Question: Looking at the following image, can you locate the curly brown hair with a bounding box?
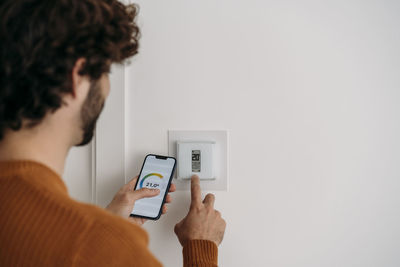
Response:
[0,0,140,140]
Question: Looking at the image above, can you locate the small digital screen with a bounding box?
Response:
[192,150,201,172]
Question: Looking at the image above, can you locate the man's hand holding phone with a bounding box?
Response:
[106,171,227,247]
[174,175,226,246]
[106,176,176,225]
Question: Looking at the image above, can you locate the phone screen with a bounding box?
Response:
[130,155,176,219]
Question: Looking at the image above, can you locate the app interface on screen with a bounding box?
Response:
[131,156,175,218]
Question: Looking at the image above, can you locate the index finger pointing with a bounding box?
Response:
[190,175,202,206]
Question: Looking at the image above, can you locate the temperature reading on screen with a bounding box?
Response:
[145,182,160,188]
[192,150,201,172]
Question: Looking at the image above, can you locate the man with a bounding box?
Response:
[0,0,226,266]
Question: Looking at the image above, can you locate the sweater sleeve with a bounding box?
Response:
[182,240,218,267]
[73,220,162,267]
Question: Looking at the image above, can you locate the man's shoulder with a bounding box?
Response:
[28,177,151,246]
[0,174,158,266]
[1,172,148,240]
[74,199,150,245]
[63,196,162,266]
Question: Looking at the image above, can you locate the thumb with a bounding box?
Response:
[131,187,160,201]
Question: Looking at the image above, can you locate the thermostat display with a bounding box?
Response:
[192,150,201,172]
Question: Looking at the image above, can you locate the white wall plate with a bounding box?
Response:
[168,130,228,191]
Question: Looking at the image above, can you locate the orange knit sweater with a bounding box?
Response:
[0,161,218,266]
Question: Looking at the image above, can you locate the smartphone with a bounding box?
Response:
[130,154,176,220]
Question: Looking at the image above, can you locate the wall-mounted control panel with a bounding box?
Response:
[168,130,228,191]
[177,141,216,180]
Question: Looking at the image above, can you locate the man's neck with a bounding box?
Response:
[0,126,73,176]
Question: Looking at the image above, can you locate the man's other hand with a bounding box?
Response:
[174,175,226,246]
[106,176,176,225]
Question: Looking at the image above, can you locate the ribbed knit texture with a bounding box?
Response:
[0,160,218,266]
[183,240,218,267]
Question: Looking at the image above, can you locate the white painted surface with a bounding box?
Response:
[95,64,127,207]
[125,1,400,266]
[64,145,93,203]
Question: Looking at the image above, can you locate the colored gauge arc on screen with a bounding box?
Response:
[139,173,163,189]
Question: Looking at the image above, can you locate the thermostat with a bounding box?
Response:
[177,141,215,180]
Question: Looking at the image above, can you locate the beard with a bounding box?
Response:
[75,80,105,147]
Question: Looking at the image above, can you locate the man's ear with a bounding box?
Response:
[71,58,90,100]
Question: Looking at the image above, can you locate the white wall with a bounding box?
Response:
[125,1,400,266]
[64,146,93,203]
